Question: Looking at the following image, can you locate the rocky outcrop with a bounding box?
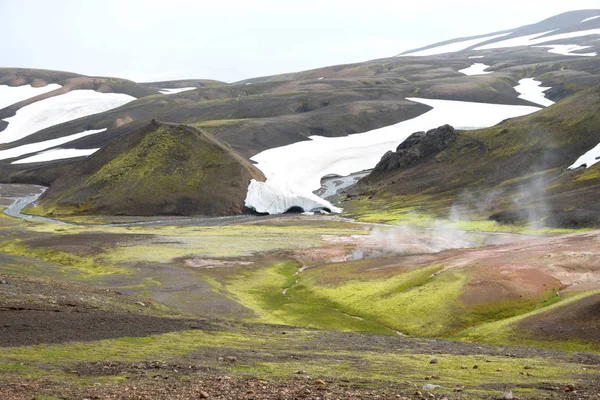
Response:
[371,124,457,174]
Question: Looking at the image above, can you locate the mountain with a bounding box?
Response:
[0,10,599,220]
[31,121,265,217]
[400,9,600,57]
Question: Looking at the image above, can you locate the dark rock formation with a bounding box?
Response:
[371,124,457,174]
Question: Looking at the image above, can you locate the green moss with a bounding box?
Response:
[0,240,128,278]
[305,266,468,336]
[32,396,63,400]
[225,261,393,333]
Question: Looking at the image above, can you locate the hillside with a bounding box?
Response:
[31,121,265,217]
[347,85,600,228]
[0,10,599,192]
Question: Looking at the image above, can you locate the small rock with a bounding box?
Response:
[460,365,468,369]
[523,365,532,369]
[199,390,209,398]
[136,301,146,307]
[501,390,514,400]
[246,389,255,394]
[0,279,7,284]
[526,372,533,377]
[473,364,479,369]
[430,375,440,379]
[422,384,440,391]
[315,379,325,385]
[453,387,463,392]
[225,356,237,363]
[429,358,439,364]
[497,368,503,372]
[414,391,423,398]
[563,384,577,392]
[295,370,305,374]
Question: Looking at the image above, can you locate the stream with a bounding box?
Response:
[0,184,282,227]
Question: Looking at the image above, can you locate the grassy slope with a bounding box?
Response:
[29,121,265,217]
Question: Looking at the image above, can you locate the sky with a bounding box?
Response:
[1,0,599,83]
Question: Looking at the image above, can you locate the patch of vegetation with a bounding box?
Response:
[303,265,468,336]
[0,240,128,278]
[225,261,393,333]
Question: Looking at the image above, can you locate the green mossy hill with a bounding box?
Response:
[35,121,265,217]
[349,85,600,228]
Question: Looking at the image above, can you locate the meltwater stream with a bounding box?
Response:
[0,184,278,228]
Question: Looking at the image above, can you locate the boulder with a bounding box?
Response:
[371,124,457,174]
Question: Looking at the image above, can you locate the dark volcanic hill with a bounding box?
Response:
[0,10,599,221]
[34,121,265,217]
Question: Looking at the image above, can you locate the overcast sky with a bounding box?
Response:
[1,0,598,83]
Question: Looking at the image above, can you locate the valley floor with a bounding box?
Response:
[1,185,599,399]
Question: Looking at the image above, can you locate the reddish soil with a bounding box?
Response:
[460,265,562,307]
[348,231,600,293]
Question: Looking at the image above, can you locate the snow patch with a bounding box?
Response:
[475,29,600,51]
[0,129,106,161]
[318,77,325,80]
[514,78,554,107]
[158,87,197,94]
[0,90,135,144]
[458,63,492,76]
[568,142,600,169]
[245,180,341,215]
[581,16,600,23]
[0,83,61,110]
[399,32,510,57]
[533,44,596,57]
[12,148,99,164]
[245,98,541,215]
[468,55,484,59]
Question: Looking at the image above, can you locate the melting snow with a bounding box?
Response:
[581,16,600,23]
[158,87,197,94]
[0,83,61,110]
[318,77,325,80]
[475,28,600,51]
[514,78,554,107]
[399,33,510,57]
[533,44,597,57]
[468,56,484,59]
[568,143,600,169]
[0,90,135,144]
[245,98,541,214]
[12,148,99,164]
[458,63,492,76]
[0,129,106,161]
